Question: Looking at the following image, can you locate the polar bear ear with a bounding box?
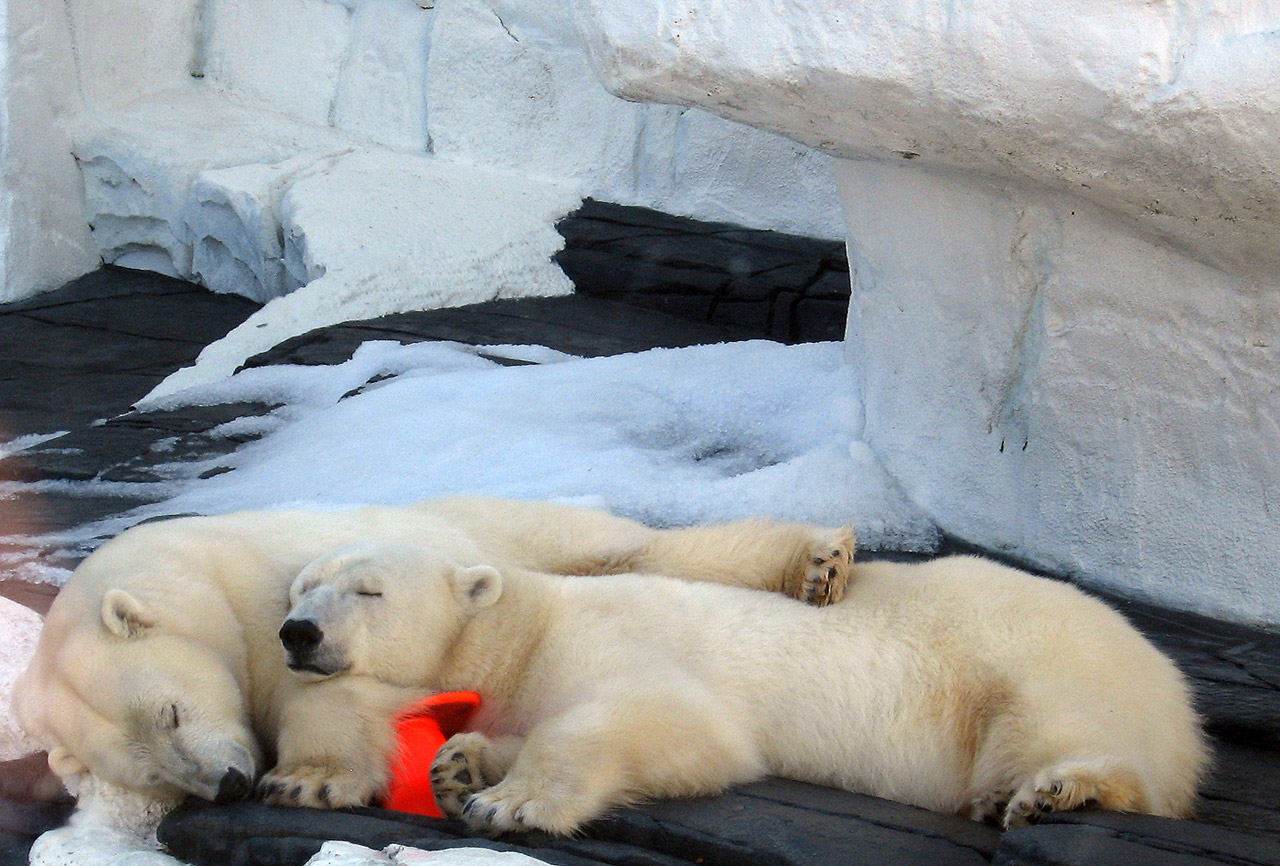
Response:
[452,565,502,612]
[101,588,157,638]
[48,746,87,779]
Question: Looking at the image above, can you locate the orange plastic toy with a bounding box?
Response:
[382,690,481,817]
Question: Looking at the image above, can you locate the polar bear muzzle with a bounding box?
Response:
[279,616,347,677]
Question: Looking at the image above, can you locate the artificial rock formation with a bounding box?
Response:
[571,0,1280,624]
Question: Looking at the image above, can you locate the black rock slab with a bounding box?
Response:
[159,801,639,866]
[588,778,999,866]
[555,199,850,344]
[1109,597,1280,749]
[1195,738,1280,839]
[159,779,998,866]
[993,811,1280,866]
[0,265,260,439]
[240,295,761,370]
[0,797,73,866]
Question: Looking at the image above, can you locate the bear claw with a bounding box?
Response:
[792,529,853,606]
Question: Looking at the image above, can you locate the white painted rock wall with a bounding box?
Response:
[838,162,1279,625]
[573,0,1280,281]
[571,1,1280,625]
[427,0,842,239]
[0,0,97,301]
[0,0,844,308]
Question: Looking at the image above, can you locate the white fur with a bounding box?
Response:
[289,545,1208,834]
[12,496,848,805]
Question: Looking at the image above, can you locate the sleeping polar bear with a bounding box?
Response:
[13,497,852,806]
[280,542,1208,834]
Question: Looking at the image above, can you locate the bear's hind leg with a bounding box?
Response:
[784,526,855,606]
[601,520,855,606]
[1002,757,1149,829]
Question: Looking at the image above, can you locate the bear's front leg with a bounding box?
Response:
[259,677,423,809]
[457,695,762,836]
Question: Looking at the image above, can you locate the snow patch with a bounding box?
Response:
[124,340,937,549]
[306,841,552,865]
[0,431,68,460]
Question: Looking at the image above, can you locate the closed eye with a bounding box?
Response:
[356,590,382,598]
[164,703,180,730]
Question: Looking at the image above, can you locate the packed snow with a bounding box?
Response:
[127,339,937,547]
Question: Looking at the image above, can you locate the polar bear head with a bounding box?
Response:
[12,588,261,803]
[280,543,501,688]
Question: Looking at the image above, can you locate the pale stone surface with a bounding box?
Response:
[427,0,844,238]
[73,87,358,279]
[0,597,42,760]
[568,0,1280,624]
[0,0,98,301]
[330,0,434,151]
[573,0,1280,280]
[69,0,201,110]
[143,148,579,402]
[837,160,1279,625]
[201,0,352,128]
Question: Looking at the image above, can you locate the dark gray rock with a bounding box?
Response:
[0,797,73,866]
[0,266,259,437]
[158,778,997,866]
[1111,597,1280,748]
[993,811,1280,866]
[160,801,633,866]
[240,295,759,370]
[554,199,851,344]
[590,778,998,866]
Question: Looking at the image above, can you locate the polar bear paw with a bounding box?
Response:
[257,762,380,809]
[1001,759,1141,829]
[966,790,1011,825]
[460,781,570,836]
[430,734,493,820]
[792,528,854,606]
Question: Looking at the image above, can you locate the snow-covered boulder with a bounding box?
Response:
[571,1,1280,624]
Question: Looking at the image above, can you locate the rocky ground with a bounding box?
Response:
[0,203,1276,865]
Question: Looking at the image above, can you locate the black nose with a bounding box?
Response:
[279,618,323,654]
[214,767,252,804]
